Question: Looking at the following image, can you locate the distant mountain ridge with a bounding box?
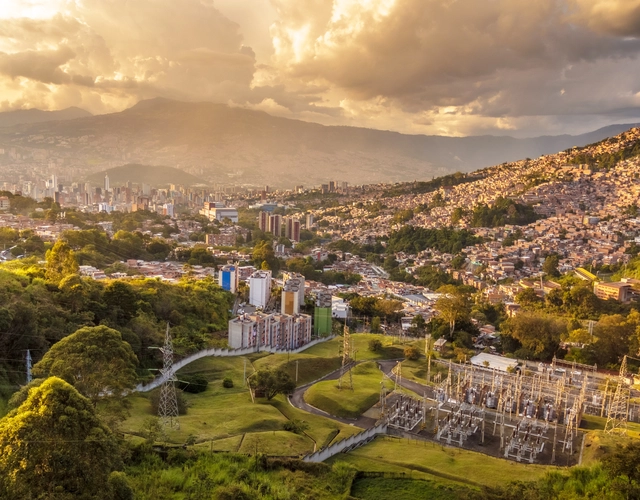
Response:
[0,107,92,128]
[0,98,638,187]
[87,164,206,187]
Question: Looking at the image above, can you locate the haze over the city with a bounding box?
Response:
[1,0,640,138]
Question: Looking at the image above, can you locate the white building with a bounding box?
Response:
[104,174,110,192]
[470,353,518,373]
[332,296,350,319]
[199,202,239,223]
[249,270,272,308]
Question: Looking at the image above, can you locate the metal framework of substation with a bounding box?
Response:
[379,356,637,464]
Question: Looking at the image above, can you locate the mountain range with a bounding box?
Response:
[0,107,92,128]
[0,98,637,187]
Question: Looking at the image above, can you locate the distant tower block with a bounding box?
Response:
[158,323,180,429]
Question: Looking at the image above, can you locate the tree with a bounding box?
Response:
[515,287,542,308]
[0,377,122,499]
[248,369,295,400]
[32,325,138,406]
[45,240,79,283]
[434,285,471,339]
[404,346,420,360]
[368,339,383,352]
[370,316,381,333]
[542,253,560,277]
[586,314,634,366]
[501,312,567,360]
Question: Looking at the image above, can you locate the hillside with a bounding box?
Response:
[0,107,91,128]
[0,98,638,187]
[87,163,206,187]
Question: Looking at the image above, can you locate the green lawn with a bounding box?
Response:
[331,436,553,488]
[579,415,640,465]
[193,435,244,452]
[121,389,290,445]
[238,430,313,456]
[304,361,393,418]
[395,358,449,386]
[351,477,471,500]
[253,353,342,386]
[302,334,410,361]
[269,395,361,447]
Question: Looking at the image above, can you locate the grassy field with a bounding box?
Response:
[579,414,640,465]
[253,353,342,386]
[269,395,361,447]
[303,333,410,361]
[351,477,471,500]
[331,436,553,488]
[395,358,450,386]
[121,352,361,455]
[304,361,393,418]
[238,430,313,456]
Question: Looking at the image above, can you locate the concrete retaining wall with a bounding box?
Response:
[302,422,388,463]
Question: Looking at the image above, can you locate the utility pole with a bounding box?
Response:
[158,323,180,429]
[243,358,247,387]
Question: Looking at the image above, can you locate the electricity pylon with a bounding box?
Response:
[158,323,180,429]
[338,324,353,390]
[605,355,628,434]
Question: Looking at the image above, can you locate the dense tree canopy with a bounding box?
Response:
[32,326,138,405]
[0,377,122,499]
[470,197,540,228]
[386,226,481,255]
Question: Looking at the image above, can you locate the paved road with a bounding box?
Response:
[288,362,380,429]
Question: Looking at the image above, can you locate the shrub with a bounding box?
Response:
[176,374,208,393]
[368,339,383,352]
[222,377,234,388]
[404,346,420,361]
[282,419,309,434]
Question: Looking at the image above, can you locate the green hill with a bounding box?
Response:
[87,163,206,188]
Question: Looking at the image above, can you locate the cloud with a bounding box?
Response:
[0,0,639,136]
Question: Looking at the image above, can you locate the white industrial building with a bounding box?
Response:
[249,270,272,308]
[470,353,518,373]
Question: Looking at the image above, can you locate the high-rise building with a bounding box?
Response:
[249,270,272,308]
[269,214,282,237]
[291,220,300,243]
[258,211,270,231]
[306,213,314,228]
[104,174,110,192]
[218,264,238,293]
[281,272,305,315]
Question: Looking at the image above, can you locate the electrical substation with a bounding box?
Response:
[377,355,638,466]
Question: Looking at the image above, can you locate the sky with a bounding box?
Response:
[0,0,639,137]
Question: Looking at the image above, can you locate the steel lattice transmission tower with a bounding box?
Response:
[159,323,180,429]
[338,324,353,390]
[605,355,628,434]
